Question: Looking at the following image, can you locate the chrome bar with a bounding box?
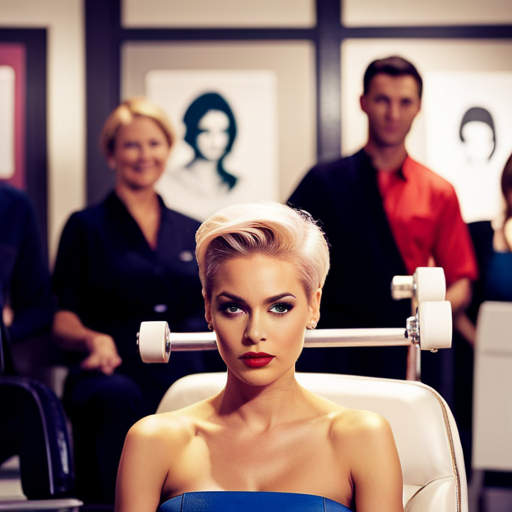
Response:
[168,328,409,351]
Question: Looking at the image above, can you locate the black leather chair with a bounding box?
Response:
[0,318,82,510]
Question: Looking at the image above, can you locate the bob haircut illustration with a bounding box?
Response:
[183,92,238,190]
[459,106,497,160]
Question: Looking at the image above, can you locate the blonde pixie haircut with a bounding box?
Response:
[196,202,330,299]
[99,97,175,158]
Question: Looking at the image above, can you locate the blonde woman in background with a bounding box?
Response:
[52,98,220,505]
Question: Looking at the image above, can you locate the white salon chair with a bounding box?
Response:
[472,301,512,509]
[157,371,468,512]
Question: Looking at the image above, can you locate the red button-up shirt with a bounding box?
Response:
[377,156,478,285]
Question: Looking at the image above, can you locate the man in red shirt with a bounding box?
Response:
[289,56,477,383]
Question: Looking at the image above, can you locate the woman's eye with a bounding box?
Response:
[220,303,244,315]
[269,303,292,314]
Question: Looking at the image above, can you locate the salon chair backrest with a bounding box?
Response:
[157,372,467,512]
[473,300,512,472]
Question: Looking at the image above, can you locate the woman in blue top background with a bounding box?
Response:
[453,152,512,482]
[115,202,403,512]
[459,152,512,346]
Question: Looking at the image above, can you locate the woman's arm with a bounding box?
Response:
[52,212,121,374]
[454,311,477,347]
[52,310,121,374]
[345,411,403,512]
[115,417,173,512]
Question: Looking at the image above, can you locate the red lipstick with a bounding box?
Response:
[240,352,274,368]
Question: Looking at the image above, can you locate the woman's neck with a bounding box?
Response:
[115,184,161,249]
[217,371,308,432]
[115,182,158,206]
[494,218,512,252]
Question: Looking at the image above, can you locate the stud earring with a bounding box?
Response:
[207,323,213,331]
[306,321,317,330]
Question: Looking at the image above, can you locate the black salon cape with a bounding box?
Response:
[52,192,217,409]
[289,150,413,380]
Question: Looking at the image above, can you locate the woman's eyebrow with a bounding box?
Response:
[216,292,247,304]
[216,292,296,304]
[265,293,296,304]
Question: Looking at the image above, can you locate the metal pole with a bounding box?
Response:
[406,300,421,382]
[168,327,410,351]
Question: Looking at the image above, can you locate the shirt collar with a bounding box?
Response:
[360,149,411,181]
[400,155,412,181]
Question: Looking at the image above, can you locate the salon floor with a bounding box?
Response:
[0,457,23,500]
[0,456,85,511]
[469,486,512,512]
[1,459,512,512]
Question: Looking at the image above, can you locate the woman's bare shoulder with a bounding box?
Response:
[324,406,403,511]
[301,388,394,447]
[327,405,394,451]
[302,387,384,423]
[116,399,219,512]
[300,387,392,441]
[126,398,216,447]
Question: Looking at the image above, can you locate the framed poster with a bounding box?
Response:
[121,41,316,212]
[147,69,278,221]
[424,71,512,222]
[0,30,47,254]
[0,43,25,189]
[341,39,512,223]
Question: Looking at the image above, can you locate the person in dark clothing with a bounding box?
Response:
[0,184,68,499]
[52,97,222,505]
[0,184,54,347]
[288,56,477,385]
[455,152,512,481]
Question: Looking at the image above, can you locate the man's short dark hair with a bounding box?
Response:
[363,56,423,99]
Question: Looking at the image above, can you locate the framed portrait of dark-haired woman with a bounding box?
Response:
[147,69,278,221]
[121,40,317,222]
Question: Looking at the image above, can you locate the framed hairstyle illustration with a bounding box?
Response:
[121,41,317,216]
[341,38,512,224]
[147,69,278,221]
[424,71,512,223]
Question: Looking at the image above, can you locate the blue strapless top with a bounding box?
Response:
[485,251,512,302]
[158,491,352,512]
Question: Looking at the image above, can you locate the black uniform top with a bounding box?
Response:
[289,149,410,329]
[288,150,410,378]
[53,192,212,401]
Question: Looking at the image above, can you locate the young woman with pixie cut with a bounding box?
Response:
[116,202,403,512]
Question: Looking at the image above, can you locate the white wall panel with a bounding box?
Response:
[122,0,315,28]
[342,0,512,26]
